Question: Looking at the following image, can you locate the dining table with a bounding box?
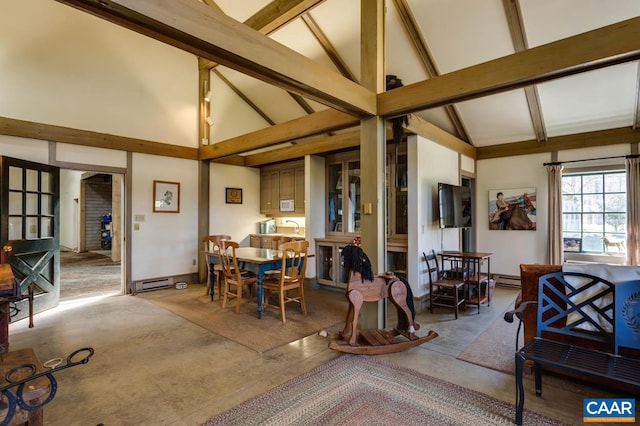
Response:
[204,246,304,319]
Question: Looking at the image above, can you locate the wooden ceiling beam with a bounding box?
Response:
[378,16,640,118]
[246,0,325,35]
[0,116,198,160]
[503,0,547,142]
[405,115,476,159]
[476,127,640,160]
[56,0,375,117]
[199,109,359,160]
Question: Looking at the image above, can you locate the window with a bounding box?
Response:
[562,171,626,254]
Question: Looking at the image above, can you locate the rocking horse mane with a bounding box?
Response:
[342,244,374,282]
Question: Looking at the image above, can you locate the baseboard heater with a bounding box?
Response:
[493,274,521,288]
[134,277,174,292]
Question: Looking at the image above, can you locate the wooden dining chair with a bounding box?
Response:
[220,241,257,314]
[263,235,295,278]
[424,250,466,319]
[262,240,309,323]
[203,235,231,301]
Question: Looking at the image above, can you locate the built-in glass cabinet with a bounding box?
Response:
[326,155,360,236]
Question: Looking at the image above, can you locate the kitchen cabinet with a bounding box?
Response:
[260,161,304,216]
[315,239,350,288]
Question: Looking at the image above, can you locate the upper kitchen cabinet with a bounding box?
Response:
[260,160,305,217]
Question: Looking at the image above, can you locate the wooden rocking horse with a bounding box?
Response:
[325,241,438,355]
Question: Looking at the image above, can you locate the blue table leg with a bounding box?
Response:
[257,265,265,319]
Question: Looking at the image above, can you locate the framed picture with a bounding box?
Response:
[153,180,180,213]
[563,237,582,252]
[488,187,537,231]
[226,187,243,204]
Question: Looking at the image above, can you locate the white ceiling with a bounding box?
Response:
[208,0,640,149]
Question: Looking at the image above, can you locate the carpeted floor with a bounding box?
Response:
[141,283,348,353]
[205,354,568,426]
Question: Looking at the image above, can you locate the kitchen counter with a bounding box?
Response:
[249,233,306,249]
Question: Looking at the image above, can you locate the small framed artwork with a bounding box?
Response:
[563,237,582,252]
[226,187,243,204]
[153,180,180,213]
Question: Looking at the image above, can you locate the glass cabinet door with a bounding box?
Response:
[394,154,408,235]
[327,163,343,233]
[346,161,360,234]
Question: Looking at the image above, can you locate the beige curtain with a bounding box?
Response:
[547,164,564,264]
[626,157,640,265]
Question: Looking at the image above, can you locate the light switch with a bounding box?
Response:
[363,203,372,215]
[134,214,145,222]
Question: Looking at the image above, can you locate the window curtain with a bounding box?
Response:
[626,157,640,265]
[547,164,564,264]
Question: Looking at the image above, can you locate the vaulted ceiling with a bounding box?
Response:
[56,0,640,166]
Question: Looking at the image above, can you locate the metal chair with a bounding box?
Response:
[424,250,466,319]
[262,240,309,323]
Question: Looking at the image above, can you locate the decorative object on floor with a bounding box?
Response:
[143,284,346,353]
[0,347,94,425]
[225,187,242,204]
[152,180,180,213]
[204,354,567,426]
[325,243,438,354]
[488,188,536,230]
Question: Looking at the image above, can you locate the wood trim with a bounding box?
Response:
[476,127,640,160]
[57,0,375,116]
[0,116,198,160]
[378,16,640,118]
[199,109,359,160]
[244,0,325,35]
[405,115,476,159]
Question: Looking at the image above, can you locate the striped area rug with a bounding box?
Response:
[205,355,567,426]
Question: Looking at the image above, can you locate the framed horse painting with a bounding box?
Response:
[488,188,536,230]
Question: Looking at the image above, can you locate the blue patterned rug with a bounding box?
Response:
[205,354,567,426]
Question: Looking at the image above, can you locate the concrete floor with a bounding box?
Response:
[7,283,621,425]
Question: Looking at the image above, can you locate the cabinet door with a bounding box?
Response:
[260,171,279,214]
[250,236,261,248]
[294,166,305,214]
[260,236,273,249]
[279,169,295,201]
[316,242,335,285]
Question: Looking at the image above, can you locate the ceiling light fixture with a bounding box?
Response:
[206,116,214,126]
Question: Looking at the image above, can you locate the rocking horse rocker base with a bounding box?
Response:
[324,244,438,355]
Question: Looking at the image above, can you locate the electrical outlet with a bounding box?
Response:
[134,223,140,231]
[192,258,196,266]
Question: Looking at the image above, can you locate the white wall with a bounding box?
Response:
[408,135,461,297]
[209,163,263,247]
[305,155,326,278]
[0,0,198,147]
[132,154,199,281]
[59,170,83,250]
[475,143,632,276]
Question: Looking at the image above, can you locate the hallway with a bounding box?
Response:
[7,283,617,425]
[60,249,121,300]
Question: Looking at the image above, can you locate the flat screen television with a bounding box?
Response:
[438,183,472,228]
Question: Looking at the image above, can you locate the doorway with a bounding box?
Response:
[59,170,123,300]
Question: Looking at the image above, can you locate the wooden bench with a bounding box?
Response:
[504,272,640,425]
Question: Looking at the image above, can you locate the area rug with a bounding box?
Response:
[144,285,347,353]
[457,303,521,375]
[204,354,567,426]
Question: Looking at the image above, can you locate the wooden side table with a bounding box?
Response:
[0,348,50,425]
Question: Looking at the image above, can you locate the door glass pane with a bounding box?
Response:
[26,169,39,191]
[327,164,342,232]
[9,166,22,190]
[41,171,52,193]
[347,161,360,233]
[26,217,38,239]
[41,194,52,215]
[9,192,22,215]
[26,193,38,215]
[9,218,22,240]
[41,217,52,238]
